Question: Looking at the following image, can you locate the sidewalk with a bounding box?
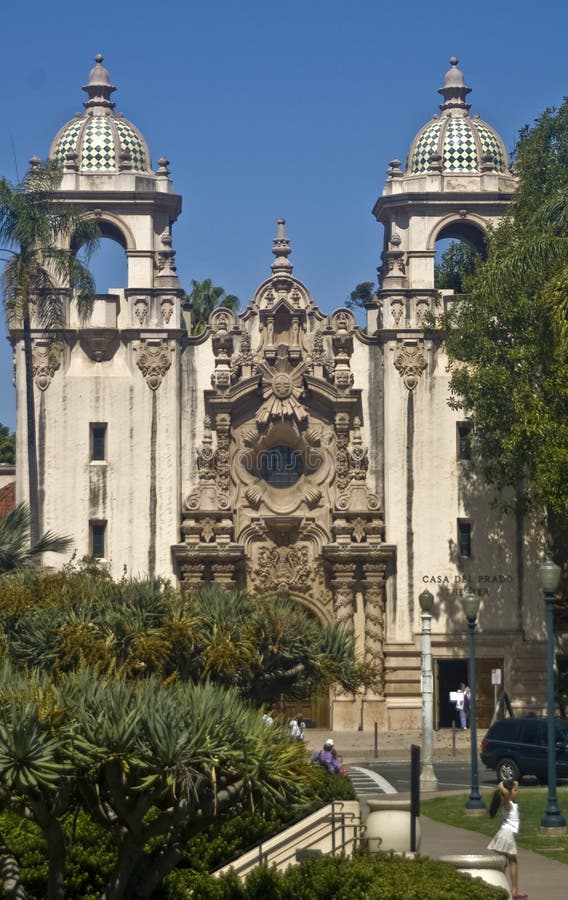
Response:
[304,726,472,763]
[420,816,566,900]
[304,728,565,899]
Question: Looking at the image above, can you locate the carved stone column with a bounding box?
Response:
[211,561,236,587]
[329,563,358,728]
[180,562,204,595]
[363,562,387,696]
[330,563,356,636]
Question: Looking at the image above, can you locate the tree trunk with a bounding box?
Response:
[0,833,27,899]
[44,820,66,900]
[23,312,40,546]
[101,832,146,900]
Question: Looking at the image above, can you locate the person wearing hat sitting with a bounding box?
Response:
[313,738,344,774]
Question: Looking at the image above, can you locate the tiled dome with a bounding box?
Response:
[49,55,152,175]
[407,58,509,176]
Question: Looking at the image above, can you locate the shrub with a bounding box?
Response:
[0,810,115,900]
[167,852,508,900]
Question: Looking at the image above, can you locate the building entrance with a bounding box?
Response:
[436,659,468,728]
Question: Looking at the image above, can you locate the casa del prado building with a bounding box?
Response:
[9,54,553,731]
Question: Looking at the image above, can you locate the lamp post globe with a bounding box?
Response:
[419,589,437,791]
[538,558,566,832]
[462,590,485,812]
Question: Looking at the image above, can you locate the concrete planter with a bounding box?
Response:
[364,798,421,853]
[439,853,510,898]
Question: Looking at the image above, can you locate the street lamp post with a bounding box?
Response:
[462,590,485,812]
[538,558,567,833]
[419,589,438,791]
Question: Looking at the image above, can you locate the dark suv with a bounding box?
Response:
[480,717,568,782]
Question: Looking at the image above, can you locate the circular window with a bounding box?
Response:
[259,445,304,488]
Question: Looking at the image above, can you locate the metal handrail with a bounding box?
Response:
[213,801,362,878]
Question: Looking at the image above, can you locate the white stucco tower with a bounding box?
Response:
[370,58,544,729]
[14,55,183,577]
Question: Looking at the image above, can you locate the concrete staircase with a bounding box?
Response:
[213,801,361,879]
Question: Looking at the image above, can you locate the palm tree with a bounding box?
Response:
[186,277,239,334]
[0,159,99,545]
[0,502,72,573]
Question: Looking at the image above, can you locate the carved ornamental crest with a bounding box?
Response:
[255,544,311,594]
[256,348,308,429]
[136,339,172,390]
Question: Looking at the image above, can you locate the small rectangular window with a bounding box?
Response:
[91,424,107,461]
[457,422,472,460]
[90,521,107,559]
[458,520,472,558]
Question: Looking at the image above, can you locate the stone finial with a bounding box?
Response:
[438,56,471,113]
[387,158,403,179]
[271,218,293,276]
[157,156,171,176]
[82,54,117,111]
[28,155,41,169]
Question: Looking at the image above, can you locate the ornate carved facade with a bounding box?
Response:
[10,55,552,732]
[171,222,395,726]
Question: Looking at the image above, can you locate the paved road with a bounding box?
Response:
[350,760,568,795]
[362,760,497,793]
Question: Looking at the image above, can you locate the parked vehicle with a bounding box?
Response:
[480,716,568,782]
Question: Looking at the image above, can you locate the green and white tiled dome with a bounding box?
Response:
[406,58,509,176]
[49,55,152,175]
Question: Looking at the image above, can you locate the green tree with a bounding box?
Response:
[434,240,478,293]
[0,422,15,465]
[0,503,72,573]
[346,281,376,312]
[0,571,374,704]
[0,160,99,545]
[0,568,369,897]
[186,278,239,335]
[187,584,373,705]
[435,99,568,560]
[0,664,310,900]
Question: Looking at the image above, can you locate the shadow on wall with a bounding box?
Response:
[432,457,544,637]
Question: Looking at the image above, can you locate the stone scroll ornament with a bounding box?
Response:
[136,339,172,390]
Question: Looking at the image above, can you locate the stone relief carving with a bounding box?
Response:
[161,299,174,324]
[32,339,61,391]
[254,543,311,594]
[393,340,428,390]
[390,299,404,326]
[415,297,431,326]
[136,338,172,390]
[134,297,149,326]
[256,350,308,429]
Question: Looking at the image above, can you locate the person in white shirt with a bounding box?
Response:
[488,778,527,899]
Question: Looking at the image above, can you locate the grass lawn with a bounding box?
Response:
[422,788,568,865]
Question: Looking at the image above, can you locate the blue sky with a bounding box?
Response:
[1,0,567,431]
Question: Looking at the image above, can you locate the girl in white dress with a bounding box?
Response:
[488,778,527,899]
